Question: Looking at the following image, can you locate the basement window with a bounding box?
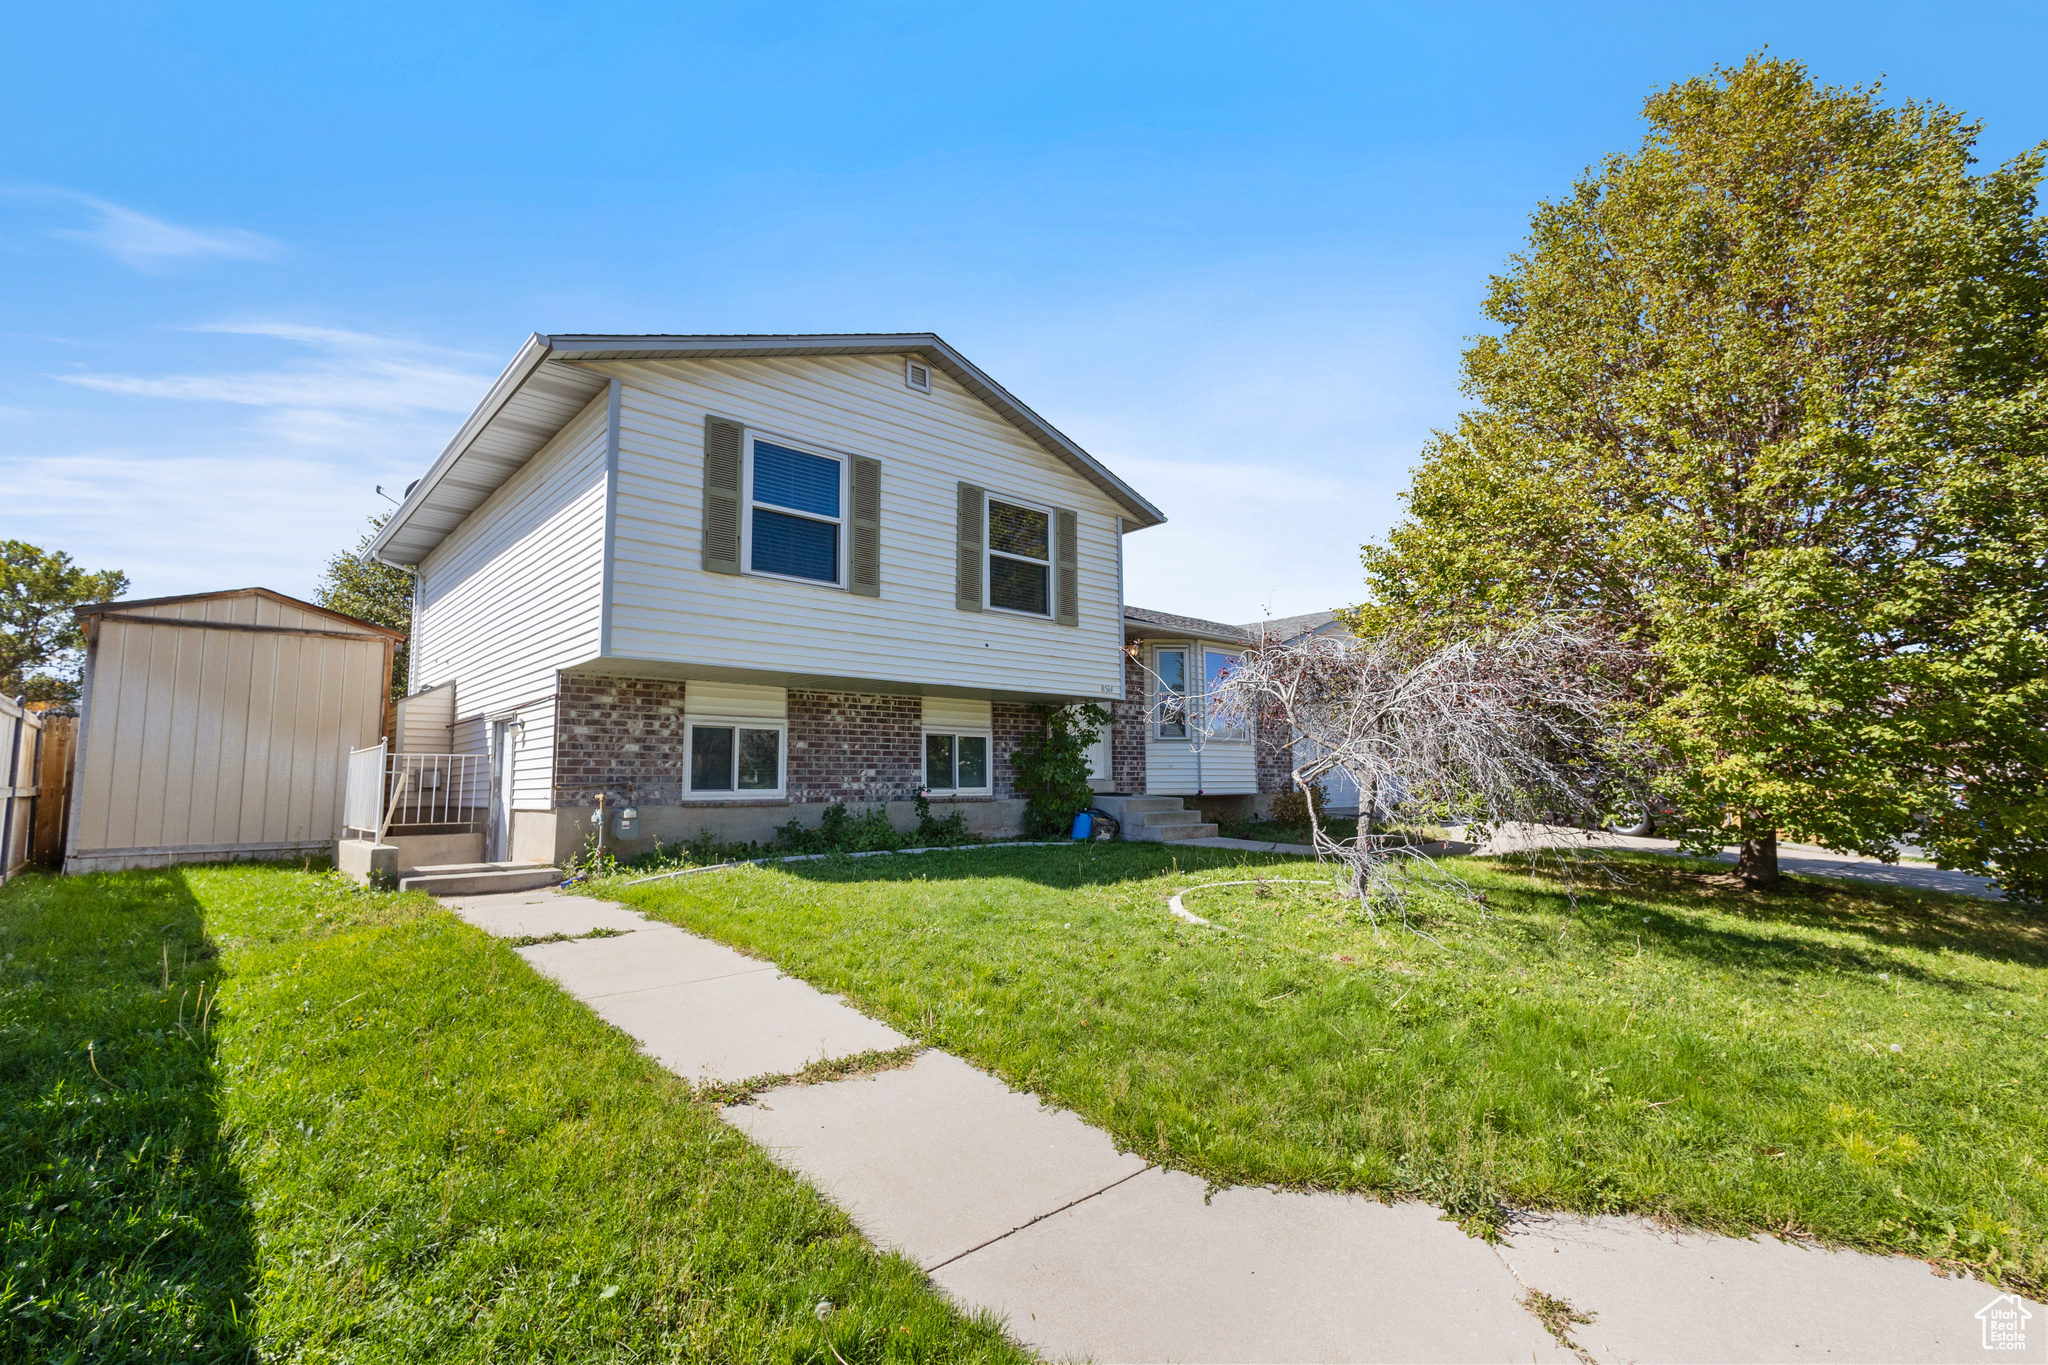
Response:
[924,730,991,794]
[687,719,786,797]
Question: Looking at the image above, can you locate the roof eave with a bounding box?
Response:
[367,332,553,568]
[544,333,1167,530]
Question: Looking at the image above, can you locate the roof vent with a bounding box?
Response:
[905,359,932,393]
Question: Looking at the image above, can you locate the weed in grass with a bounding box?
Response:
[598,841,2048,1294]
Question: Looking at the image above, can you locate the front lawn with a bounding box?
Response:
[0,865,1026,1363]
[600,843,2048,1293]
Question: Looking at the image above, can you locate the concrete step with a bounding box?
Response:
[401,865,563,895]
[1153,823,1222,841]
[1110,796,1190,814]
[408,861,551,875]
[1138,809,1206,828]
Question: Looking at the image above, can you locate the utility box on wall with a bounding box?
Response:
[65,588,403,874]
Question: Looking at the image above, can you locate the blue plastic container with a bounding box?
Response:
[1070,812,1093,841]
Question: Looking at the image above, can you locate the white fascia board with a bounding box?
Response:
[367,332,553,567]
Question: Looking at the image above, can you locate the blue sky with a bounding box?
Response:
[5,2,2044,622]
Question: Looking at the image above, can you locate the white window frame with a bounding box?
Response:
[921,727,994,795]
[1202,647,1249,741]
[984,493,1054,619]
[1148,642,1251,743]
[683,715,789,800]
[742,431,848,590]
[1152,644,1190,740]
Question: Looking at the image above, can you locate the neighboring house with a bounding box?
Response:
[368,332,1169,862]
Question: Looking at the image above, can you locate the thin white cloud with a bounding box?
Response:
[7,187,281,270]
[55,322,491,434]
[0,449,379,598]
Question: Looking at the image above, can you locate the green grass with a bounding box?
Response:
[598,843,2048,1292]
[1,864,1027,1363]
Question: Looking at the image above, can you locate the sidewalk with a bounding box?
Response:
[448,888,2041,1364]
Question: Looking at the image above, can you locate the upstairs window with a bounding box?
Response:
[987,499,1050,615]
[748,438,843,585]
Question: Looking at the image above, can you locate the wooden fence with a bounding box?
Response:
[1,699,76,883]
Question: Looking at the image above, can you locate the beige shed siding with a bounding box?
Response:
[599,355,1127,701]
[411,391,609,810]
[68,594,389,864]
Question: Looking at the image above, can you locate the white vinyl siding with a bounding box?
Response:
[394,680,454,753]
[601,354,1127,700]
[410,391,610,811]
[1142,636,1256,796]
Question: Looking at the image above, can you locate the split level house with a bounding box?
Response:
[368,333,1302,866]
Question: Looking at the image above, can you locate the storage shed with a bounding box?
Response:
[66,588,402,874]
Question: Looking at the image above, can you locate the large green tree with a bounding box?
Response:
[0,541,128,706]
[1357,57,2048,896]
[316,516,414,702]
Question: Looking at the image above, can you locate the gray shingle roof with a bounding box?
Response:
[1236,609,1344,644]
[1122,606,1250,642]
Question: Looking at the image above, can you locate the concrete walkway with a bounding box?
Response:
[448,888,2042,1363]
[1179,831,2003,900]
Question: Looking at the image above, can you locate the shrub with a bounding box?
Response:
[1268,781,1328,829]
[1012,703,1112,836]
[912,791,975,847]
[773,802,906,854]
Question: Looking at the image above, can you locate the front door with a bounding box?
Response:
[488,719,514,862]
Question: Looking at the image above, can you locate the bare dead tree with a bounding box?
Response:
[1207,617,1648,916]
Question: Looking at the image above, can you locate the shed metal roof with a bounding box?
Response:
[369,332,1166,568]
[74,587,405,638]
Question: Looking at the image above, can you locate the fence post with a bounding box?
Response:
[30,714,74,867]
[0,697,32,884]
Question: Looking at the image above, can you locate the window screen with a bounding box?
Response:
[987,500,1051,614]
[750,440,841,584]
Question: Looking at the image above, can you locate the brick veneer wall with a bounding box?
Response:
[1255,708,1293,795]
[991,702,1041,800]
[554,675,1036,808]
[1107,646,1148,794]
[786,691,922,803]
[555,675,689,806]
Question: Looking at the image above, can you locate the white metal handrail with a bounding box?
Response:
[342,746,489,842]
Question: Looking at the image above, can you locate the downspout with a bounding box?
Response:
[600,377,622,659]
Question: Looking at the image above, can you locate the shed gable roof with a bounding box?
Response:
[75,587,405,639]
[370,332,1166,568]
